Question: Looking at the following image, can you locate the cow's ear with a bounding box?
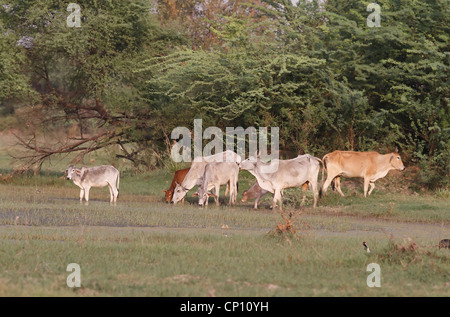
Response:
[175,181,179,186]
[162,190,167,193]
[389,153,394,162]
[75,170,81,175]
[395,147,399,153]
[192,192,198,197]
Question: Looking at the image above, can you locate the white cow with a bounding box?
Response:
[65,165,120,205]
[196,162,239,206]
[239,154,321,210]
[171,150,241,204]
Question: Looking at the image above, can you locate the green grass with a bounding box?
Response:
[0,175,448,297]
[0,137,448,297]
[1,226,448,296]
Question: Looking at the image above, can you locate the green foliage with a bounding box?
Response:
[1,0,448,188]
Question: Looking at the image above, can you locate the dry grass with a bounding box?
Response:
[268,210,314,240]
[269,210,302,236]
[377,232,449,270]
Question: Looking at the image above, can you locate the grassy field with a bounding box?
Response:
[0,170,448,297]
[0,130,448,297]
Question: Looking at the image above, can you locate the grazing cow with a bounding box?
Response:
[321,149,405,197]
[65,165,120,205]
[241,182,269,209]
[239,154,321,210]
[163,168,190,203]
[197,162,239,206]
[241,181,309,209]
[171,150,241,204]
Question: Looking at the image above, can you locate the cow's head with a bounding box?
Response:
[196,186,216,207]
[239,157,257,171]
[241,190,249,203]
[162,190,173,203]
[171,182,189,204]
[196,184,207,206]
[390,148,405,171]
[65,165,78,180]
[66,165,86,181]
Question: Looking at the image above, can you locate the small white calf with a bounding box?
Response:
[66,165,120,205]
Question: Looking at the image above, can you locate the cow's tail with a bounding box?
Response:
[319,155,328,198]
[116,171,120,198]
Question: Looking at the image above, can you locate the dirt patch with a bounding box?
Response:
[164,274,202,284]
[301,214,449,241]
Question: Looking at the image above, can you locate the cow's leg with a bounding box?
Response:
[204,190,211,207]
[322,174,339,196]
[270,193,276,209]
[209,187,215,205]
[233,179,238,204]
[79,189,85,204]
[300,182,309,205]
[368,181,376,196]
[334,177,345,197]
[215,184,220,206]
[84,186,90,205]
[223,182,230,204]
[112,184,119,205]
[310,181,319,208]
[363,178,370,197]
[300,186,307,206]
[230,182,236,205]
[107,184,114,204]
[109,183,119,206]
[230,179,237,205]
[114,187,119,204]
[273,189,283,211]
[254,197,259,209]
[300,194,306,206]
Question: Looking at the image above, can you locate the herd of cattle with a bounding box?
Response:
[65,149,405,209]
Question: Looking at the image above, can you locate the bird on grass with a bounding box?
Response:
[439,239,449,249]
[362,241,370,253]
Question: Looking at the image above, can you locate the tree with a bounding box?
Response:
[323,0,449,186]
[1,0,184,170]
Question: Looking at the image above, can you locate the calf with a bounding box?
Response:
[65,165,120,205]
[197,162,239,206]
[241,182,269,209]
[242,181,309,209]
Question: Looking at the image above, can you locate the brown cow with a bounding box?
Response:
[242,181,310,209]
[163,168,190,203]
[321,149,405,197]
